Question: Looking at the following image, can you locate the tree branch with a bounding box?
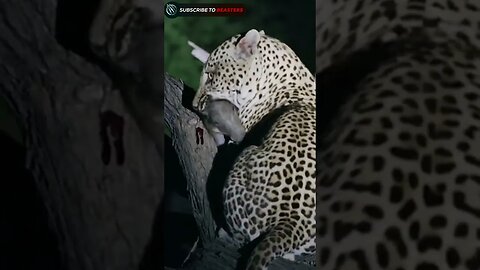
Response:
[164,73,217,243]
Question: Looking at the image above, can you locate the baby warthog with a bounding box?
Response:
[200,98,246,146]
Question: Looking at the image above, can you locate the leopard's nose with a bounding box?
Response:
[192,98,200,110]
[89,25,108,56]
[192,92,205,110]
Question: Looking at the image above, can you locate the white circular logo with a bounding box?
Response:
[165,3,178,17]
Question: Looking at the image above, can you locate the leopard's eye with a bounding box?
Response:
[204,72,214,84]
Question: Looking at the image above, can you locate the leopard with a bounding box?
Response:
[192,29,317,270]
[316,0,480,270]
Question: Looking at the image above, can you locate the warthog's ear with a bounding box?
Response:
[188,40,210,64]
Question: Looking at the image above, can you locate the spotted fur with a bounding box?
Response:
[317,1,480,270]
[193,29,316,270]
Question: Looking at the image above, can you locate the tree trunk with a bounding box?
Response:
[0,1,163,270]
[164,74,218,242]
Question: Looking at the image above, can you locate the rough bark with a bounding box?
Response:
[164,74,218,243]
[0,1,163,270]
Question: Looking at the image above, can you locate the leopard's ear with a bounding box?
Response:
[235,29,261,60]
